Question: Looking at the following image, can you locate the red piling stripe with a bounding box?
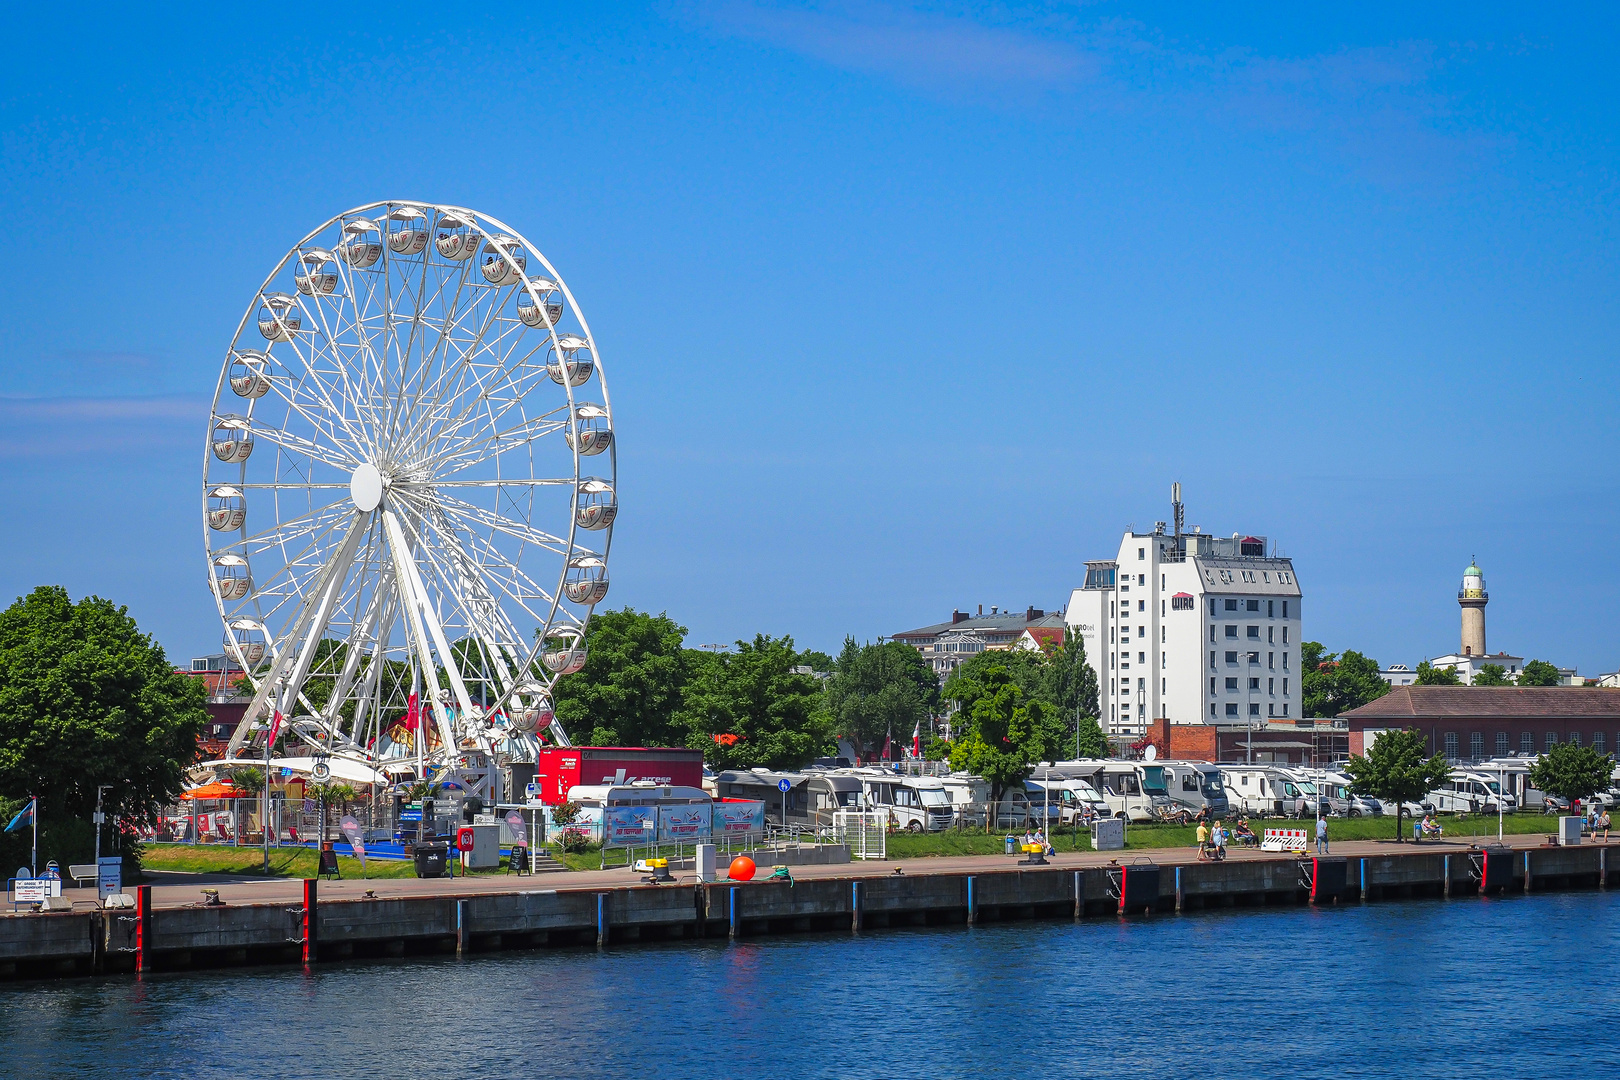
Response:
[135,885,152,974]
[302,878,317,965]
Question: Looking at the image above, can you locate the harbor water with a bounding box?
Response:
[3,889,1617,1078]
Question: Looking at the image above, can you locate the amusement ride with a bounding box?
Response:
[200,201,614,806]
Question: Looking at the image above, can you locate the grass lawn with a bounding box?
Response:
[139,843,522,880]
[884,811,1562,860]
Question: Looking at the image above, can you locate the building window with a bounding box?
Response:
[1596,732,1608,753]
[1282,704,1289,717]
[1138,599,1146,612]
[1282,627,1290,644]
[1162,651,1166,667]
[1282,652,1290,671]
[1269,704,1275,716]
[1225,677,1238,691]
[1496,732,1509,755]
[1267,600,1275,618]
[1470,732,1483,760]
[1546,732,1557,751]
[1444,733,1458,759]
[1247,652,1260,665]
[1138,651,1146,663]
[1138,627,1145,639]
[1209,625,1216,643]
[1521,732,1533,753]
[1209,651,1216,670]
[1282,600,1289,618]
[1110,653,1116,669]
[1225,626,1238,639]
[1226,651,1238,665]
[1249,703,1261,717]
[1249,678,1260,691]
[1138,547,1145,560]
[1247,626,1260,639]
[1224,599,1238,612]
[1268,678,1275,694]
[1210,677,1217,695]
[1226,703,1239,718]
[1210,703,1217,718]
[1570,732,1582,747]
[1161,574,1166,589]
[1209,599,1218,615]
[1268,651,1275,670]
[1282,678,1288,695]
[1268,626,1275,644]
[1246,599,1259,612]
[1161,678,1166,694]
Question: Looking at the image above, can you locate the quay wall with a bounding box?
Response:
[2,845,1612,982]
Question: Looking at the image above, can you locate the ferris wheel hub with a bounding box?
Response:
[349,462,384,512]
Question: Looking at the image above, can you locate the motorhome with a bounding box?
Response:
[1026,768,1110,826]
[846,770,955,833]
[1305,769,1382,817]
[712,769,812,828]
[1158,761,1230,818]
[1428,772,1516,814]
[1057,761,1174,822]
[940,774,1035,829]
[1220,766,1289,817]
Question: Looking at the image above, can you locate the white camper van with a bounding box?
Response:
[1057,761,1174,822]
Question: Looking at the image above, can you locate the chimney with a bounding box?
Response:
[1025,606,1042,621]
[977,604,982,616]
[952,609,967,625]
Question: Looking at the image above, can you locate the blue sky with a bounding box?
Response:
[2,3,1618,672]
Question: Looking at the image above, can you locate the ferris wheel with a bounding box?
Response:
[204,201,615,791]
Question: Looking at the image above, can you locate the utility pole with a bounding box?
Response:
[93,784,112,870]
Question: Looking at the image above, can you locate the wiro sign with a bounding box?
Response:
[601,801,764,847]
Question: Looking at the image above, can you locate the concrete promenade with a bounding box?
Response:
[134,831,1580,910]
[2,832,1613,982]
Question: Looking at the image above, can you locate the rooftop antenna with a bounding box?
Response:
[1171,482,1184,546]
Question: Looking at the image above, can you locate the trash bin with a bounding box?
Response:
[413,842,449,879]
[1004,835,1017,856]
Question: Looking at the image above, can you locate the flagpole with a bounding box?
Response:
[31,795,38,878]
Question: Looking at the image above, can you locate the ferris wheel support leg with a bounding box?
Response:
[383,509,479,757]
[222,511,368,758]
[323,565,393,728]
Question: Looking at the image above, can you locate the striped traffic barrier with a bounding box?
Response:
[1260,829,1308,852]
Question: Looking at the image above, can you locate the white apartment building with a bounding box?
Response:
[1065,494,1302,737]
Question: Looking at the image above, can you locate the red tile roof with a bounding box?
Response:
[1339,685,1620,722]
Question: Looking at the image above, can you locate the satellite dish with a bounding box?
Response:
[1144,744,1158,761]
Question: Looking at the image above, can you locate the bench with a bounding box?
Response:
[68,864,98,889]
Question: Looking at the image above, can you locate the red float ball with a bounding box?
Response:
[728,856,756,881]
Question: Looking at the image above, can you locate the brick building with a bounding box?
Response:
[1339,686,1620,763]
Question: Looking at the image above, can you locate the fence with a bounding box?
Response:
[832,811,887,859]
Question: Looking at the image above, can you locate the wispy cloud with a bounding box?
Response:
[0,394,205,457]
[688,2,1491,186]
[695,0,1094,93]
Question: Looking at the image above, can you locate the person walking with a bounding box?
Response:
[1196,819,1210,861]
[1600,808,1612,843]
[1315,812,1328,854]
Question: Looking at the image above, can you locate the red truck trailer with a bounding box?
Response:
[532,747,706,804]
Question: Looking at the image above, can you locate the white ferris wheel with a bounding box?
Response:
[204,201,614,797]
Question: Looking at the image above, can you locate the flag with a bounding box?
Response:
[882,726,892,761]
[912,720,921,758]
[405,692,420,732]
[5,798,34,832]
[267,708,286,746]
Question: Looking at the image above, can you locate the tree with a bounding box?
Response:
[1343,729,1452,842]
[0,586,208,870]
[678,635,835,770]
[1414,661,1462,686]
[1047,627,1101,750]
[1518,659,1562,687]
[945,665,1058,809]
[943,648,1049,711]
[1473,663,1511,686]
[551,609,691,748]
[822,638,938,762]
[1301,643,1390,717]
[1075,715,1108,758]
[1529,743,1613,810]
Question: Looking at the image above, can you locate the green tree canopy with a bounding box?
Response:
[1473,663,1511,687]
[945,665,1060,804]
[1048,626,1101,733]
[1518,659,1562,687]
[1301,643,1390,717]
[943,647,1049,711]
[1075,715,1109,758]
[822,638,938,762]
[1343,729,1452,841]
[678,635,834,770]
[1413,660,1462,686]
[551,608,691,748]
[0,586,208,867]
[1529,743,1614,806]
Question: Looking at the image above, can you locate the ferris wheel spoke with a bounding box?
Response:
[394,276,518,451]
[409,332,553,458]
[228,494,352,553]
[269,310,378,459]
[398,487,570,552]
[298,292,381,458]
[423,415,572,476]
[244,418,359,474]
[389,493,559,629]
[393,506,529,651]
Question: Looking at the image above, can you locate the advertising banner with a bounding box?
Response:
[712,800,765,837]
[658,805,710,842]
[602,805,657,847]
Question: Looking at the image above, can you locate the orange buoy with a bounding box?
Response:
[728,856,756,881]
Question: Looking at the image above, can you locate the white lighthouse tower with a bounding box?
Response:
[1458,559,1487,657]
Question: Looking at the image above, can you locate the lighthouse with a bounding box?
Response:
[1458,560,1487,657]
